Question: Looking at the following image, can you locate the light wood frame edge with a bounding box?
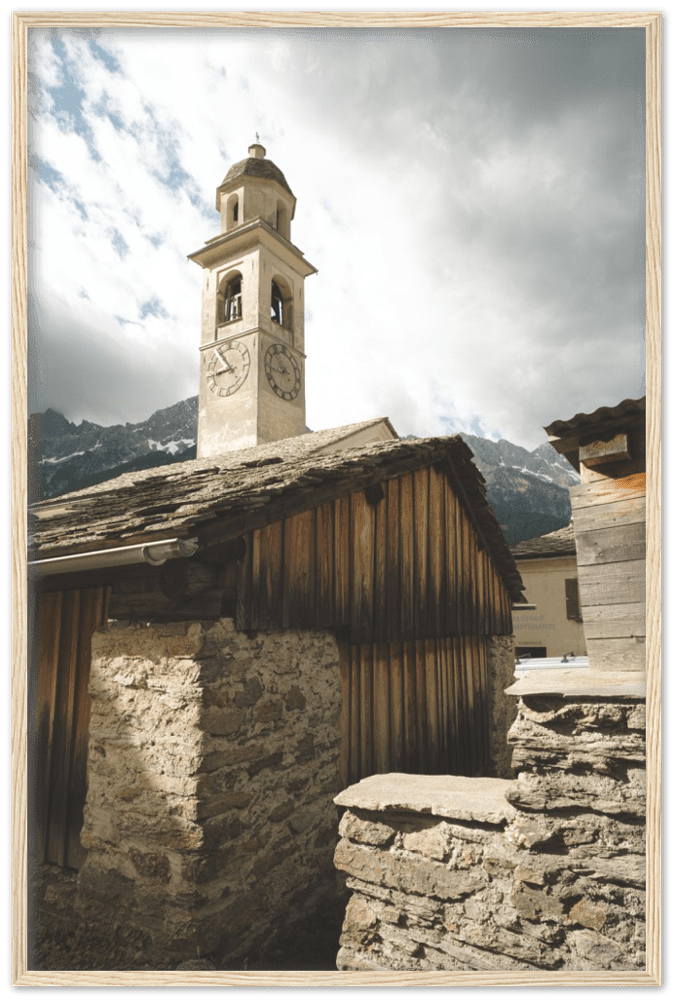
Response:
[11,10,662,987]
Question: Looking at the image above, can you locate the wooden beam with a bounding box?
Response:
[579,432,631,468]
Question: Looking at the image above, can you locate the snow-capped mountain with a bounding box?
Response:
[459,433,579,544]
[28,397,199,501]
[459,434,579,490]
[28,400,578,546]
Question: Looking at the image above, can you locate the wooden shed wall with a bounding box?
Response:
[570,472,646,671]
[340,635,490,787]
[32,586,110,870]
[236,465,513,643]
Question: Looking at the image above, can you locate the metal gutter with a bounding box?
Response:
[29,537,199,577]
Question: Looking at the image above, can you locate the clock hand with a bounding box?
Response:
[216,347,236,372]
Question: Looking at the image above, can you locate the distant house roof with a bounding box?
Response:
[29,424,524,601]
[545,397,645,439]
[510,522,576,560]
[221,156,294,197]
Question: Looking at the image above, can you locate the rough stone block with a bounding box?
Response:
[338,811,397,847]
[401,823,451,861]
[570,928,624,965]
[335,839,480,901]
[567,896,607,930]
[201,707,246,736]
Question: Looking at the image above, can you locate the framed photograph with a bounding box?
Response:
[9,8,662,991]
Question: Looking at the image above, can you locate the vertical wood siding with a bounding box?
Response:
[238,466,513,642]
[237,464,511,786]
[339,635,491,787]
[34,587,109,870]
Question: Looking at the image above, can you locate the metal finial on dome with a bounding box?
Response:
[255,131,260,142]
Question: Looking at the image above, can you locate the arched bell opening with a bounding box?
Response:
[227,195,240,230]
[271,277,293,334]
[217,270,243,325]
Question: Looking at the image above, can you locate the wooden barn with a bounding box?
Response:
[545,396,646,672]
[29,426,524,878]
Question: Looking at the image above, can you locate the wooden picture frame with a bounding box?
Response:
[12,11,661,987]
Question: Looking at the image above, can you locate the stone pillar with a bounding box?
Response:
[74,618,342,969]
[503,668,646,970]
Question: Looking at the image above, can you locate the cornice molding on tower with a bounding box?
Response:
[188,218,317,276]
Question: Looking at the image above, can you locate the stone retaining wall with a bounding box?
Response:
[73,617,342,969]
[334,673,646,972]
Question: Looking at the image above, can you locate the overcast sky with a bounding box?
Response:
[27,26,646,450]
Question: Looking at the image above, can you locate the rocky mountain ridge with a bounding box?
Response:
[28,400,578,544]
[458,433,578,544]
[28,397,199,502]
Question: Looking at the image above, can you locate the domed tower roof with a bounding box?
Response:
[221,143,294,198]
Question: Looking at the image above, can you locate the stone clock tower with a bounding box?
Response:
[189,143,317,457]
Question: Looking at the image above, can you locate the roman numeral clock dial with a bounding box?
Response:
[207,342,250,397]
[265,343,301,400]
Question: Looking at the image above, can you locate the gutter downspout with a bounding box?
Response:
[29,537,200,577]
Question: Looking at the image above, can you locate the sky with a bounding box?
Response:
[26,25,647,450]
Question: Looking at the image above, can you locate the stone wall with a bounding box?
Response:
[334,673,646,972]
[73,617,342,969]
[487,634,516,778]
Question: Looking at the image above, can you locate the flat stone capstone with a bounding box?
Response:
[505,668,646,699]
[334,773,516,825]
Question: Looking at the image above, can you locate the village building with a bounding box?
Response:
[28,145,526,970]
[510,522,587,660]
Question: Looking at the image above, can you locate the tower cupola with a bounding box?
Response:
[215,144,296,241]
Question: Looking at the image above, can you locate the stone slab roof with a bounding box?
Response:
[510,522,576,560]
[221,156,294,197]
[29,423,524,601]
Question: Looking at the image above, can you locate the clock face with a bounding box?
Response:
[206,341,250,396]
[265,343,301,400]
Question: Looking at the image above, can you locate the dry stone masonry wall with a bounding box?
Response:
[74,617,342,969]
[334,686,645,972]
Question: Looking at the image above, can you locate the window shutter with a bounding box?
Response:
[565,578,582,621]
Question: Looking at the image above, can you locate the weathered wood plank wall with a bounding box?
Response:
[238,465,511,785]
[33,587,110,869]
[570,472,646,671]
[238,466,513,643]
[339,636,490,787]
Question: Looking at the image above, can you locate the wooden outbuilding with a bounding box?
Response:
[29,425,524,873]
[545,396,646,672]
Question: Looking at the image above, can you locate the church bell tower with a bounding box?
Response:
[189,143,317,457]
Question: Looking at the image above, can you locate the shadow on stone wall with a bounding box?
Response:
[35,618,346,971]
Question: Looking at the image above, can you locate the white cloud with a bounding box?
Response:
[28,26,646,449]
